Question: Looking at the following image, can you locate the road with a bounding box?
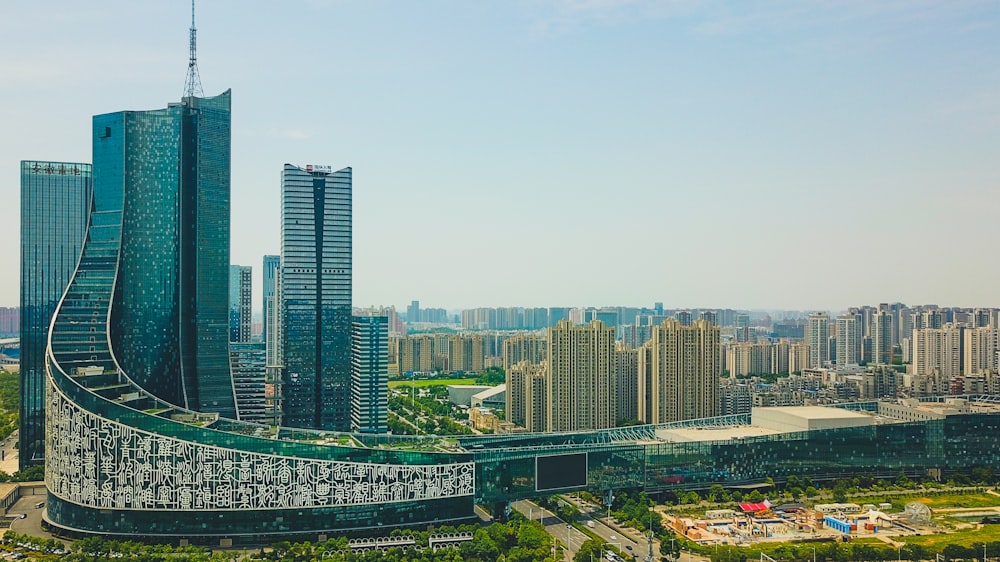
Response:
[561,494,654,560]
[512,499,593,561]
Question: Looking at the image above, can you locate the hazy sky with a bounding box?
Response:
[2,1,998,311]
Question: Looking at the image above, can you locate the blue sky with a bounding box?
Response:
[2,1,998,311]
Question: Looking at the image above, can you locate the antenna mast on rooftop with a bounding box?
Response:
[183,0,204,98]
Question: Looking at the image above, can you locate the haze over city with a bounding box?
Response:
[2,0,998,310]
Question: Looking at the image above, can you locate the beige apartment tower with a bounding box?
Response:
[546,319,616,432]
[643,319,720,424]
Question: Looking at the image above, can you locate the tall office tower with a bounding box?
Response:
[351,314,388,434]
[548,307,570,326]
[19,160,92,468]
[912,324,962,377]
[615,343,638,423]
[806,313,830,368]
[280,164,352,431]
[645,319,720,424]
[699,310,718,325]
[229,264,252,342]
[676,311,693,327]
[407,300,420,323]
[546,319,616,431]
[735,313,751,342]
[502,334,546,373]
[229,341,266,423]
[835,313,861,367]
[91,92,238,418]
[964,327,998,375]
[871,310,894,365]
[262,254,280,358]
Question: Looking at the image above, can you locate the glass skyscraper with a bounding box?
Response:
[19,160,92,469]
[92,92,237,417]
[280,164,352,431]
[351,314,388,434]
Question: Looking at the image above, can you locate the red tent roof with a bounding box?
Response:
[739,502,770,512]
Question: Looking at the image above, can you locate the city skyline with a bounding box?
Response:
[3,1,999,310]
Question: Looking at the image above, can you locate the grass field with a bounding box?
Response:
[904,493,1000,509]
[898,524,1000,548]
[388,378,476,389]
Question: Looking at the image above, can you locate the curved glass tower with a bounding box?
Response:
[44,93,475,539]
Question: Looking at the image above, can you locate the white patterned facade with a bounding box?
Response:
[45,379,474,512]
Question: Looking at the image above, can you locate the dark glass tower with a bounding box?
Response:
[92,92,237,417]
[19,160,92,469]
[280,164,352,431]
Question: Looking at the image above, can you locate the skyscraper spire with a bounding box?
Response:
[183,0,204,98]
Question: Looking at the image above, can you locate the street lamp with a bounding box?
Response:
[812,547,816,562]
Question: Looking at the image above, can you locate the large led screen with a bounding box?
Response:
[535,452,588,492]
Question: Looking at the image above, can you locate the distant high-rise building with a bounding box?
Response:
[230,341,266,423]
[546,319,616,431]
[19,160,93,468]
[407,300,420,323]
[0,307,18,337]
[280,164,352,431]
[806,313,830,368]
[229,264,252,342]
[641,319,720,424]
[676,311,693,327]
[351,314,388,434]
[836,313,861,367]
[871,310,894,365]
[262,254,280,358]
[699,310,718,325]
[735,313,751,342]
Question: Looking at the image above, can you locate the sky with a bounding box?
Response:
[2,0,998,312]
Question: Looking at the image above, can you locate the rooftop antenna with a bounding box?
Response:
[183,0,204,98]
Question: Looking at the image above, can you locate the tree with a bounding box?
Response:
[832,479,850,503]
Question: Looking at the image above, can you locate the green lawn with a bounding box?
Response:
[388,378,476,389]
[905,493,1000,509]
[899,524,1000,548]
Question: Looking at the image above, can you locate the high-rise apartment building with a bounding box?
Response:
[806,313,830,368]
[0,307,18,337]
[964,327,998,375]
[262,254,280,359]
[19,160,92,468]
[448,334,485,373]
[351,314,388,434]
[229,264,252,343]
[507,360,547,431]
[546,319,616,431]
[726,342,772,376]
[912,324,962,378]
[280,164,352,431]
[871,310,894,365]
[615,343,639,423]
[91,92,238,418]
[835,313,861,367]
[502,334,546,373]
[641,319,720,424]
